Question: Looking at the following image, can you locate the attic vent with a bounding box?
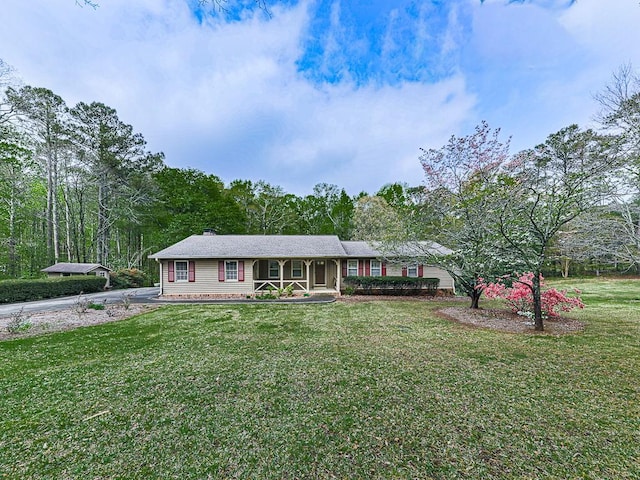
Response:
[203,229,216,236]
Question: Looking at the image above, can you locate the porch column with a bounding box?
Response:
[251,260,259,293]
[156,259,163,296]
[333,259,341,294]
[304,260,313,293]
[278,260,286,289]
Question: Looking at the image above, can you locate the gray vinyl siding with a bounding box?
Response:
[161,259,253,296]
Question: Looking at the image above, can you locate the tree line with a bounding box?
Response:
[1,64,639,303]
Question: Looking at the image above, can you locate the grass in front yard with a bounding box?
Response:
[1,280,639,479]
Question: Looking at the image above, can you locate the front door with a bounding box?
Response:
[314,260,326,286]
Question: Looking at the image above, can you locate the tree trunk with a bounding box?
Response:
[469,287,481,309]
[46,150,54,264]
[63,187,75,262]
[532,272,544,331]
[52,152,60,263]
[97,182,110,265]
[7,194,18,277]
[561,258,569,278]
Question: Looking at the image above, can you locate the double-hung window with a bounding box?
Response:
[370,260,382,276]
[225,260,238,281]
[291,260,303,278]
[407,264,418,278]
[347,260,358,276]
[175,261,188,282]
[268,260,280,279]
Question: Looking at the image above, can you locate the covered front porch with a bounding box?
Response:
[251,258,341,294]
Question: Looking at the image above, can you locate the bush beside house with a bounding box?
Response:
[342,276,440,296]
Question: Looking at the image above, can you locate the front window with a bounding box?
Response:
[407,264,418,278]
[225,260,238,281]
[291,260,303,278]
[347,260,358,276]
[269,260,280,279]
[175,261,188,281]
[370,260,382,276]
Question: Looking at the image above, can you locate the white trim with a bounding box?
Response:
[291,260,303,279]
[175,260,188,282]
[370,259,382,276]
[407,263,418,278]
[225,260,239,282]
[347,259,358,276]
[268,260,280,279]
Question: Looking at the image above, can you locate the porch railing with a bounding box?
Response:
[253,279,310,292]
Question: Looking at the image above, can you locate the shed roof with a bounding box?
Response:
[41,263,111,274]
[148,235,348,259]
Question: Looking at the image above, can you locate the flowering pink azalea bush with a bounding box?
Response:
[478,272,584,319]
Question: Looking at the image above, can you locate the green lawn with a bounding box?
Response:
[1,280,638,479]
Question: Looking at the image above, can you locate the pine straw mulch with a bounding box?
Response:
[437,306,585,335]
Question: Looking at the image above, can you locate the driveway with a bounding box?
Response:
[0,287,160,317]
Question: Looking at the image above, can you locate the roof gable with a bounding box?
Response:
[41,263,111,274]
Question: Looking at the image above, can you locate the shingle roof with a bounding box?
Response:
[341,240,452,258]
[340,241,381,257]
[41,263,111,274]
[148,235,348,259]
[149,235,452,260]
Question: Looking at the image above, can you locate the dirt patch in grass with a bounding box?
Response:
[0,304,158,341]
[438,306,585,334]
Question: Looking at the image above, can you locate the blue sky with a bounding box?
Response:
[1,0,639,195]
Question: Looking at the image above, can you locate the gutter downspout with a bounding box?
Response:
[155,258,163,296]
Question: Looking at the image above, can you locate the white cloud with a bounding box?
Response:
[0,0,476,195]
[3,0,638,195]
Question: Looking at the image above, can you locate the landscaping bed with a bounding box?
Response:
[0,304,156,341]
[438,306,585,334]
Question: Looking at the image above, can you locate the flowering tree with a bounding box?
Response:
[479,273,585,320]
[410,121,512,308]
[495,125,616,330]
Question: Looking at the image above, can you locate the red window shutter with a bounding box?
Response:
[218,261,225,282]
[402,266,407,277]
[238,261,245,282]
[342,260,347,277]
[358,260,364,276]
[168,262,175,282]
[365,261,370,276]
[382,262,387,276]
[418,264,424,277]
[188,261,196,282]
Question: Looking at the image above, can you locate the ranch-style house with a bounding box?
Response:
[148,233,455,297]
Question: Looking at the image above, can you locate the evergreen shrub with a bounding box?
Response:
[342,276,439,296]
[0,276,107,304]
[110,268,149,289]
